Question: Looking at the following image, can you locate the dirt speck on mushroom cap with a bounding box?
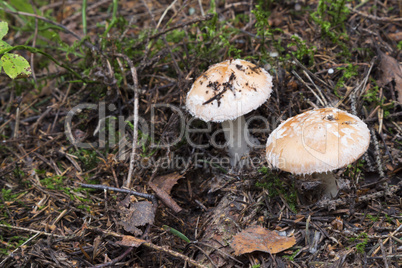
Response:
[186,59,273,122]
[266,108,370,175]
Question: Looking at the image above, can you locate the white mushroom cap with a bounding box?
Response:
[186,59,273,122]
[266,108,370,175]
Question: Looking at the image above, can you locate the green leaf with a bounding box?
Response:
[162,225,191,243]
[1,53,31,79]
[0,40,11,50]
[0,21,8,40]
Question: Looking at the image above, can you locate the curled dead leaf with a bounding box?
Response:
[149,182,182,213]
[152,172,183,194]
[231,226,296,256]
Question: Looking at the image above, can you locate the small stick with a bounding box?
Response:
[80,183,157,205]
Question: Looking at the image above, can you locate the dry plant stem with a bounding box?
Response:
[113,53,139,188]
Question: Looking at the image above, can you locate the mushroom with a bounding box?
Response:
[186,59,273,166]
[266,107,370,198]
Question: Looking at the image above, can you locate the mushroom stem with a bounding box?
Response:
[222,115,250,166]
[312,172,339,198]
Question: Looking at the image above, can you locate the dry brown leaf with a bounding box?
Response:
[152,172,183,194]
[116,235,146,247]
[231,226,296,256]
[149,182,182,213]
[377,51,402,103]
[119,201,155,236]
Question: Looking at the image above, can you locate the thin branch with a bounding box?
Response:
[113,53,140,188]
[80,184,157,205]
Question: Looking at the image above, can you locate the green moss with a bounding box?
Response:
[350,232,369,254]
[257,167,298,213]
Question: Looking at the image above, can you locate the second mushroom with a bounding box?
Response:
[266,107,371,198]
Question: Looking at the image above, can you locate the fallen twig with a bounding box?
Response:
[113,53,139,188]
[80,183,157,206]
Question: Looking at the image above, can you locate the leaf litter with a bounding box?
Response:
[0,0,401,267]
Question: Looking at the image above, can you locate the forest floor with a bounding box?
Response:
[0,0,402,267]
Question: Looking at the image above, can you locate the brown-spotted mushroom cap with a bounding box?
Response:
[266,108,370,175]
[186,59,273,122]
